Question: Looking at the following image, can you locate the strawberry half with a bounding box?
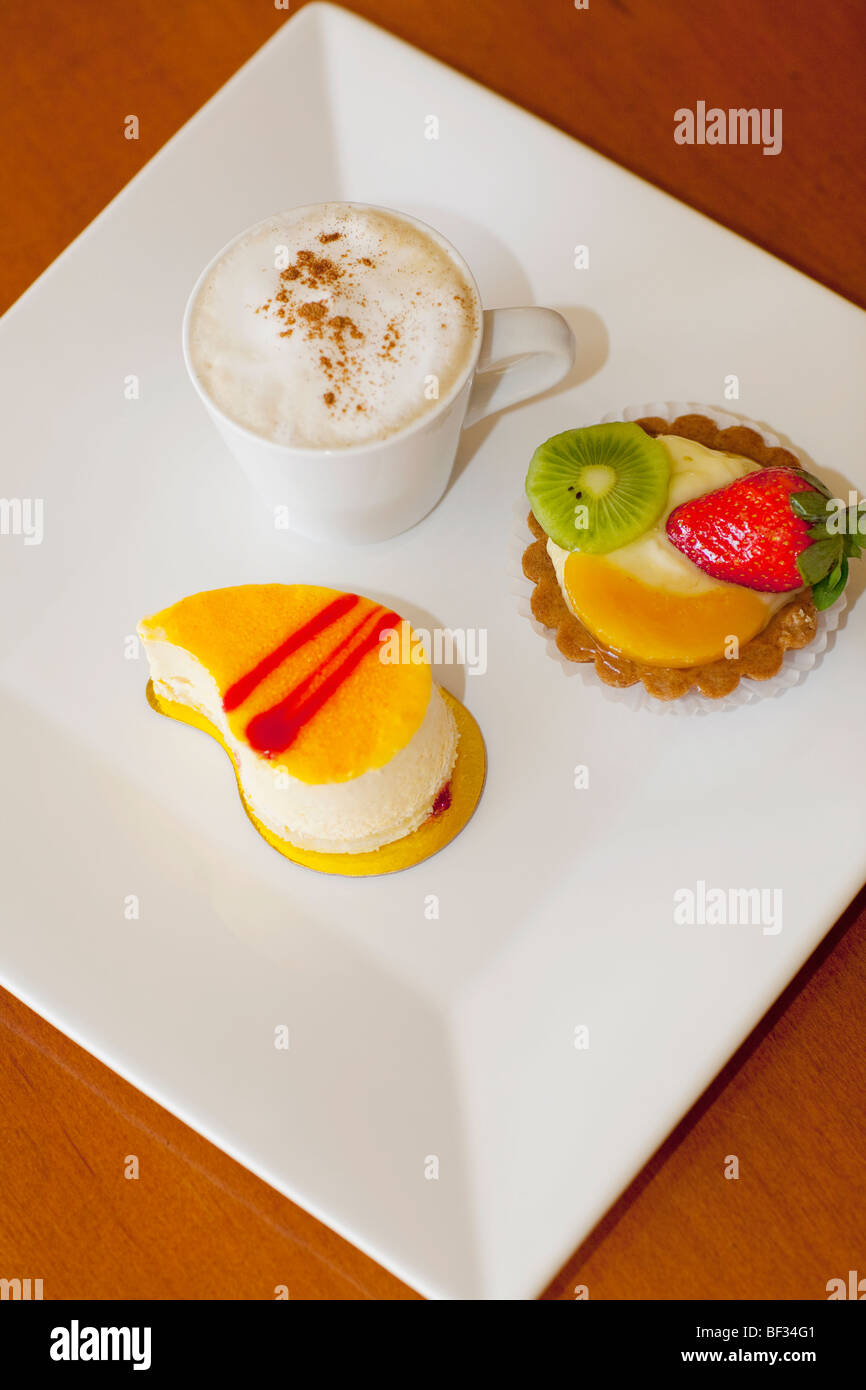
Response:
[666,467,861,610]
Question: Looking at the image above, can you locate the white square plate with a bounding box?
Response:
[2,3,865,1300]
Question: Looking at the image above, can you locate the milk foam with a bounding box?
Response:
[189,205,480,449]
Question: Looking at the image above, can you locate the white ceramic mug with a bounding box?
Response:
[183,204,575,544]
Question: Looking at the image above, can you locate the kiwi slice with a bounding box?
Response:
[526,422,671,553]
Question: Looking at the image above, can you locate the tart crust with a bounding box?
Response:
[522,414,819,701]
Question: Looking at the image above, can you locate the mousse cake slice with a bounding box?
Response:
[138,583,484,872]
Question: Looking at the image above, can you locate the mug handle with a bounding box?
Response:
[462,307,575,429]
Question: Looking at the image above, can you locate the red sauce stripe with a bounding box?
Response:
[246,608,402,757]
[223,592,359,712]
[245,605,382,740]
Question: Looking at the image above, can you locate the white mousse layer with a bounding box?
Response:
[142,637,459,854]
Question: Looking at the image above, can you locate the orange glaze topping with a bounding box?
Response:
[140,584,431,784]
[562,553,774,667]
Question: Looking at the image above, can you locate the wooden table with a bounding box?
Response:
[2,0,864,1300]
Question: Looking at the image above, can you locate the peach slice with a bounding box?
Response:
[563,553,773,668]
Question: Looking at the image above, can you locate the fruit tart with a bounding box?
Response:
[522,410,860,702]
[139,583,485,875]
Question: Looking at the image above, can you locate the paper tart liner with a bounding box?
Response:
[146,681,486,875]
[510,402,847,715]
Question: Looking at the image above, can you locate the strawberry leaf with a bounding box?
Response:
[812,557,848,609]
[791,491,831,522]
[797,536,842,586]
[795,468,833,498]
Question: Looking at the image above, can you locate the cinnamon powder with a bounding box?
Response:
[257,242,368,411]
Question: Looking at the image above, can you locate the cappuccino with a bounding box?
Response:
[188,204,480,450]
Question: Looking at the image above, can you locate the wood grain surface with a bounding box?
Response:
[1,0,864,1300]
